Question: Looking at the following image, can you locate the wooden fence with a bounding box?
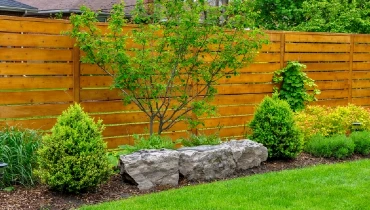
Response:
[1,16,370,148]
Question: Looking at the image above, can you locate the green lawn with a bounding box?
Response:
[81,159,370,210]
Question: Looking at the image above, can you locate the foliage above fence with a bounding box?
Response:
[0,15,370,148]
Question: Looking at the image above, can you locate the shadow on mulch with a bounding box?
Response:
[1,153,369,210]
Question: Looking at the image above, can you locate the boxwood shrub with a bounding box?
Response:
[249,95,303,159]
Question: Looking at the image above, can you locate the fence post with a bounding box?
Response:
[349,34,354,104]
[280,32,285,69]
[72,42,81,103]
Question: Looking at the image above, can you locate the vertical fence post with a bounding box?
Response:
[280,32,285,69]
[72,41,81,103]
[349,34,354,104]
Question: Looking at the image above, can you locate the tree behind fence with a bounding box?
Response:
[0,16,370,148]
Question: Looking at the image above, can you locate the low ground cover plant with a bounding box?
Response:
[0,126,41,188]
[119,134,176,154]
[350,131,370,155]
[248,94,303,159]
[295,104,370,141]
[181,133,221,147]
[36,103,112,193]
[305,134,355,159]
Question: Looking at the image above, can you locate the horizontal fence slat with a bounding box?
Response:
[202,115,253,128]
[217,105,255,116]
[352,98,370,106]
[353,62,370,71]
[80,89,122,101]
[0,118,57,130]
[0,77,73,89]
[81,101,141,113]
[317,90,348,99]
[0,90,73,105]
[311,99,349,106]
[285,53,350,62]
[354,35,370,43]
[285,43,350,52]
[198,126,246,138]
[304,62,350,71]
[0,103,70,118]
[353,54,370,62]
[0,18,71,35]
[285,34,351,43]
[0,63,73,75]
[352,89,370,98]
[0,33,73,48]
[315,81,349,90]
[352,71,370,79]
[210,94,267,106]
[0,48,73,61]
[306,72,349,81]
[352,80,370,88]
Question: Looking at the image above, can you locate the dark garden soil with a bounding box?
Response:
[1,153,369,210]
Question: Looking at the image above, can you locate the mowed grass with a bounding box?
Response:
[81,160,370,210]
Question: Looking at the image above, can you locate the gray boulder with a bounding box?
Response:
[178,144,236,181]
[223,139,268,170]
[119,149,179,191]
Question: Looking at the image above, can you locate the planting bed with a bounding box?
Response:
[1,153,369,210]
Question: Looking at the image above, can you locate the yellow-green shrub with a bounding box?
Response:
[36,104,112,193]
[295,104,370,142]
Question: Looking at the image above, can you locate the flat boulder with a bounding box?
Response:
[223,139,268,170]
[119,149,179,191]
[178,144,236,181]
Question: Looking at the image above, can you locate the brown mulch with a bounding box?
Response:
[1,153,369,210]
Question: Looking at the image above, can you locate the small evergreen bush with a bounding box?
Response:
[181,133,221,147]
[0,126,41,188]
[350,131,370,155]
[36,104,112,193]
[305,134,355,159]
[119,134,176,154]
[249,95,303,159]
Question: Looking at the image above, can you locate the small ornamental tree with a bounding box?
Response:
[36,104,111,193]
[69,0,267,136]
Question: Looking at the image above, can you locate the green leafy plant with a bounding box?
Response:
[36,104,112,193]
[350,131,370,155]
[253,0,305,30]
[273,61,320,112]
[248,94,304,159]
[69,0,267,136]
[295,104,370,141]
[0,126,41,188]
[294,0,370,34]
[119,134,176,154]
[181,133,221,147]
[305,134,355,159]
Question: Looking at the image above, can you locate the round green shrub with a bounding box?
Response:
[305,134,355,159]
[350,131,370,155]
[249,95,303,159]
[36,103,112,193]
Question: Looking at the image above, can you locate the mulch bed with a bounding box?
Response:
[1,153,369,210]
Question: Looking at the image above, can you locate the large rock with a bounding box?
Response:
[119,149,179,191]
[223,140,268,170]
[178,144,236,181]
